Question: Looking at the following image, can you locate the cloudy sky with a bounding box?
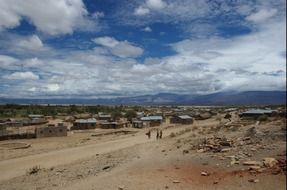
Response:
[0,0,286,98]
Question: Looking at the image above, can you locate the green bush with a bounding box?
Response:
[257,114,268,122]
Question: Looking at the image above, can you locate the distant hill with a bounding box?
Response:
[0,91,285,106]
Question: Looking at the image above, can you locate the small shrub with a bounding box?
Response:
[257,115,268,122]
[169,132,176,138]
[27,166,41,175]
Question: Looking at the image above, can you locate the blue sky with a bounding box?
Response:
[0,0,286,98]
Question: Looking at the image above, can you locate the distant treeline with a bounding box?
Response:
[0,104,143,119]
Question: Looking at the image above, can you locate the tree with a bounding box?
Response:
[125,110,137,122]
[224,113,232,121]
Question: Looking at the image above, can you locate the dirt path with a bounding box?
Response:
[0,126,185,182]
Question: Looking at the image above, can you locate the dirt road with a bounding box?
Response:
[0,126,184,182]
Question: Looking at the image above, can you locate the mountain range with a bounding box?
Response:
[0,91,285,106]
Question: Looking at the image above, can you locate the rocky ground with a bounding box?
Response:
[0,116,286,190]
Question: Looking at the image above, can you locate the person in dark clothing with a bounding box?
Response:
[159,130,163,139]
[156,129,159,139]
[146,130,151,139]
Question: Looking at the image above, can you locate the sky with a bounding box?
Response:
[0,0,286,98]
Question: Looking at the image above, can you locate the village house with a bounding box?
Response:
[170,115,194,125]
[35,123,67,138]
[71,118,97,130]
[239,109,277,119]
[0,123,7,137]
[140,116,163,127]
[99,121,128,129]
[132,120,144,128]
[98,113,112,121]
[28,114,44,119]
[0,120,23,128]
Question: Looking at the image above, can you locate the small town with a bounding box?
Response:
[0,0,286,189]
[0,104,286,189]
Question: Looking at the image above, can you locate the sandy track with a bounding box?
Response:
[0,126,184,182]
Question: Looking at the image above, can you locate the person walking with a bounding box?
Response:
[156,129,159,139]
[146,130,151,139]
[159,130,163,139]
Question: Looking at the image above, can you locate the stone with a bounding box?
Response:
[102,166,111,170]
[263,158,278,168]
[221,148,232,152]
[183,150,189,154]
[118,186,125,190]
[248,179,259,183]
[172,180,180,183]
[201,171,210,176]
[231,160,240,165]
[197,149,205,153]
[243,161,261,166]
[249,166,261,170]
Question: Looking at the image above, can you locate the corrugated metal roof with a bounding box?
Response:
[98,114,111,117]
[178,115,192,119]
[242,109,276,114]
[75,118,97,123]
[141,116,163,121]
[28,114,43,118]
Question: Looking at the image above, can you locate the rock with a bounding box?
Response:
[231,160,240,165]
[243,161,261,166]
[213,181,219,184]
[201,171,210,176]
[197,149,205,153]
[221,148,232,152]
[249,166,261,170]
[225,155,236,159]
[118,186,125,190]
[263,158,278,168]
[172,180,180,183]
[102,166,111,170]
[219,141,232,147]
[246,127,257,137]
[183,150,189,154]
[248,179,259,183]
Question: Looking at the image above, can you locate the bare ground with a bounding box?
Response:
[0,117,286,190]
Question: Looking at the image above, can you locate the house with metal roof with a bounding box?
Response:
[71,118,97,130]
[98,113,112,121]
[239,109,277,118]
[140,116,163,127]
[170,115,193,125]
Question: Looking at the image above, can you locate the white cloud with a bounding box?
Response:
[28,87,36,92]
[134,6,150,16]
[92,11,105,18]
[134,0,166,16]
[110,41,143,58]
[0,0,286,98]
[3,71,39,80]
[146,0,166,10]
[0,0,95,35]
[22,57,43,67]
[93,36,143,58]
[46,83,60,92]
[92,36,119,48]
[246,9,277,23]
[17,35,44,51]
[143,26,152,32]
